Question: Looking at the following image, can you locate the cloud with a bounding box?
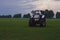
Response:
[0,0,36,15]
[29,0,60,13]
[0,0,60,15]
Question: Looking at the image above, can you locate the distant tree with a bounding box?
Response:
[7,15,12,18]
[56,12,60,18]
[0,15,12,18]
[13,14,21,18]
[40,10,45,14]
[49,10,54,18]
[44,9,54,18]
[23,13,31,18]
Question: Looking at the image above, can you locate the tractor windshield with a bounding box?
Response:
[34,15,40,18]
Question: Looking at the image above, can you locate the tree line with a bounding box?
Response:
[0,9,60,18]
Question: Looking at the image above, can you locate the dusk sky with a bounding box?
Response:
[0,0,60,15]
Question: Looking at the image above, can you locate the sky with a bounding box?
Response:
[0,0,60,16]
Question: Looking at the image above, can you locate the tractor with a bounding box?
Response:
[29,10,46,27]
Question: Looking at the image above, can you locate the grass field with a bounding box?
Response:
[0,18,60,40]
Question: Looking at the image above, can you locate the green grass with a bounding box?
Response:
[0,18,60,40]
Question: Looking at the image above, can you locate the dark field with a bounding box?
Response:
[0,18,60,40]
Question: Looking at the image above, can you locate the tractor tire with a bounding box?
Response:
[40,20,46,27]
[42,21,46,27]
[29,18,34,27]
